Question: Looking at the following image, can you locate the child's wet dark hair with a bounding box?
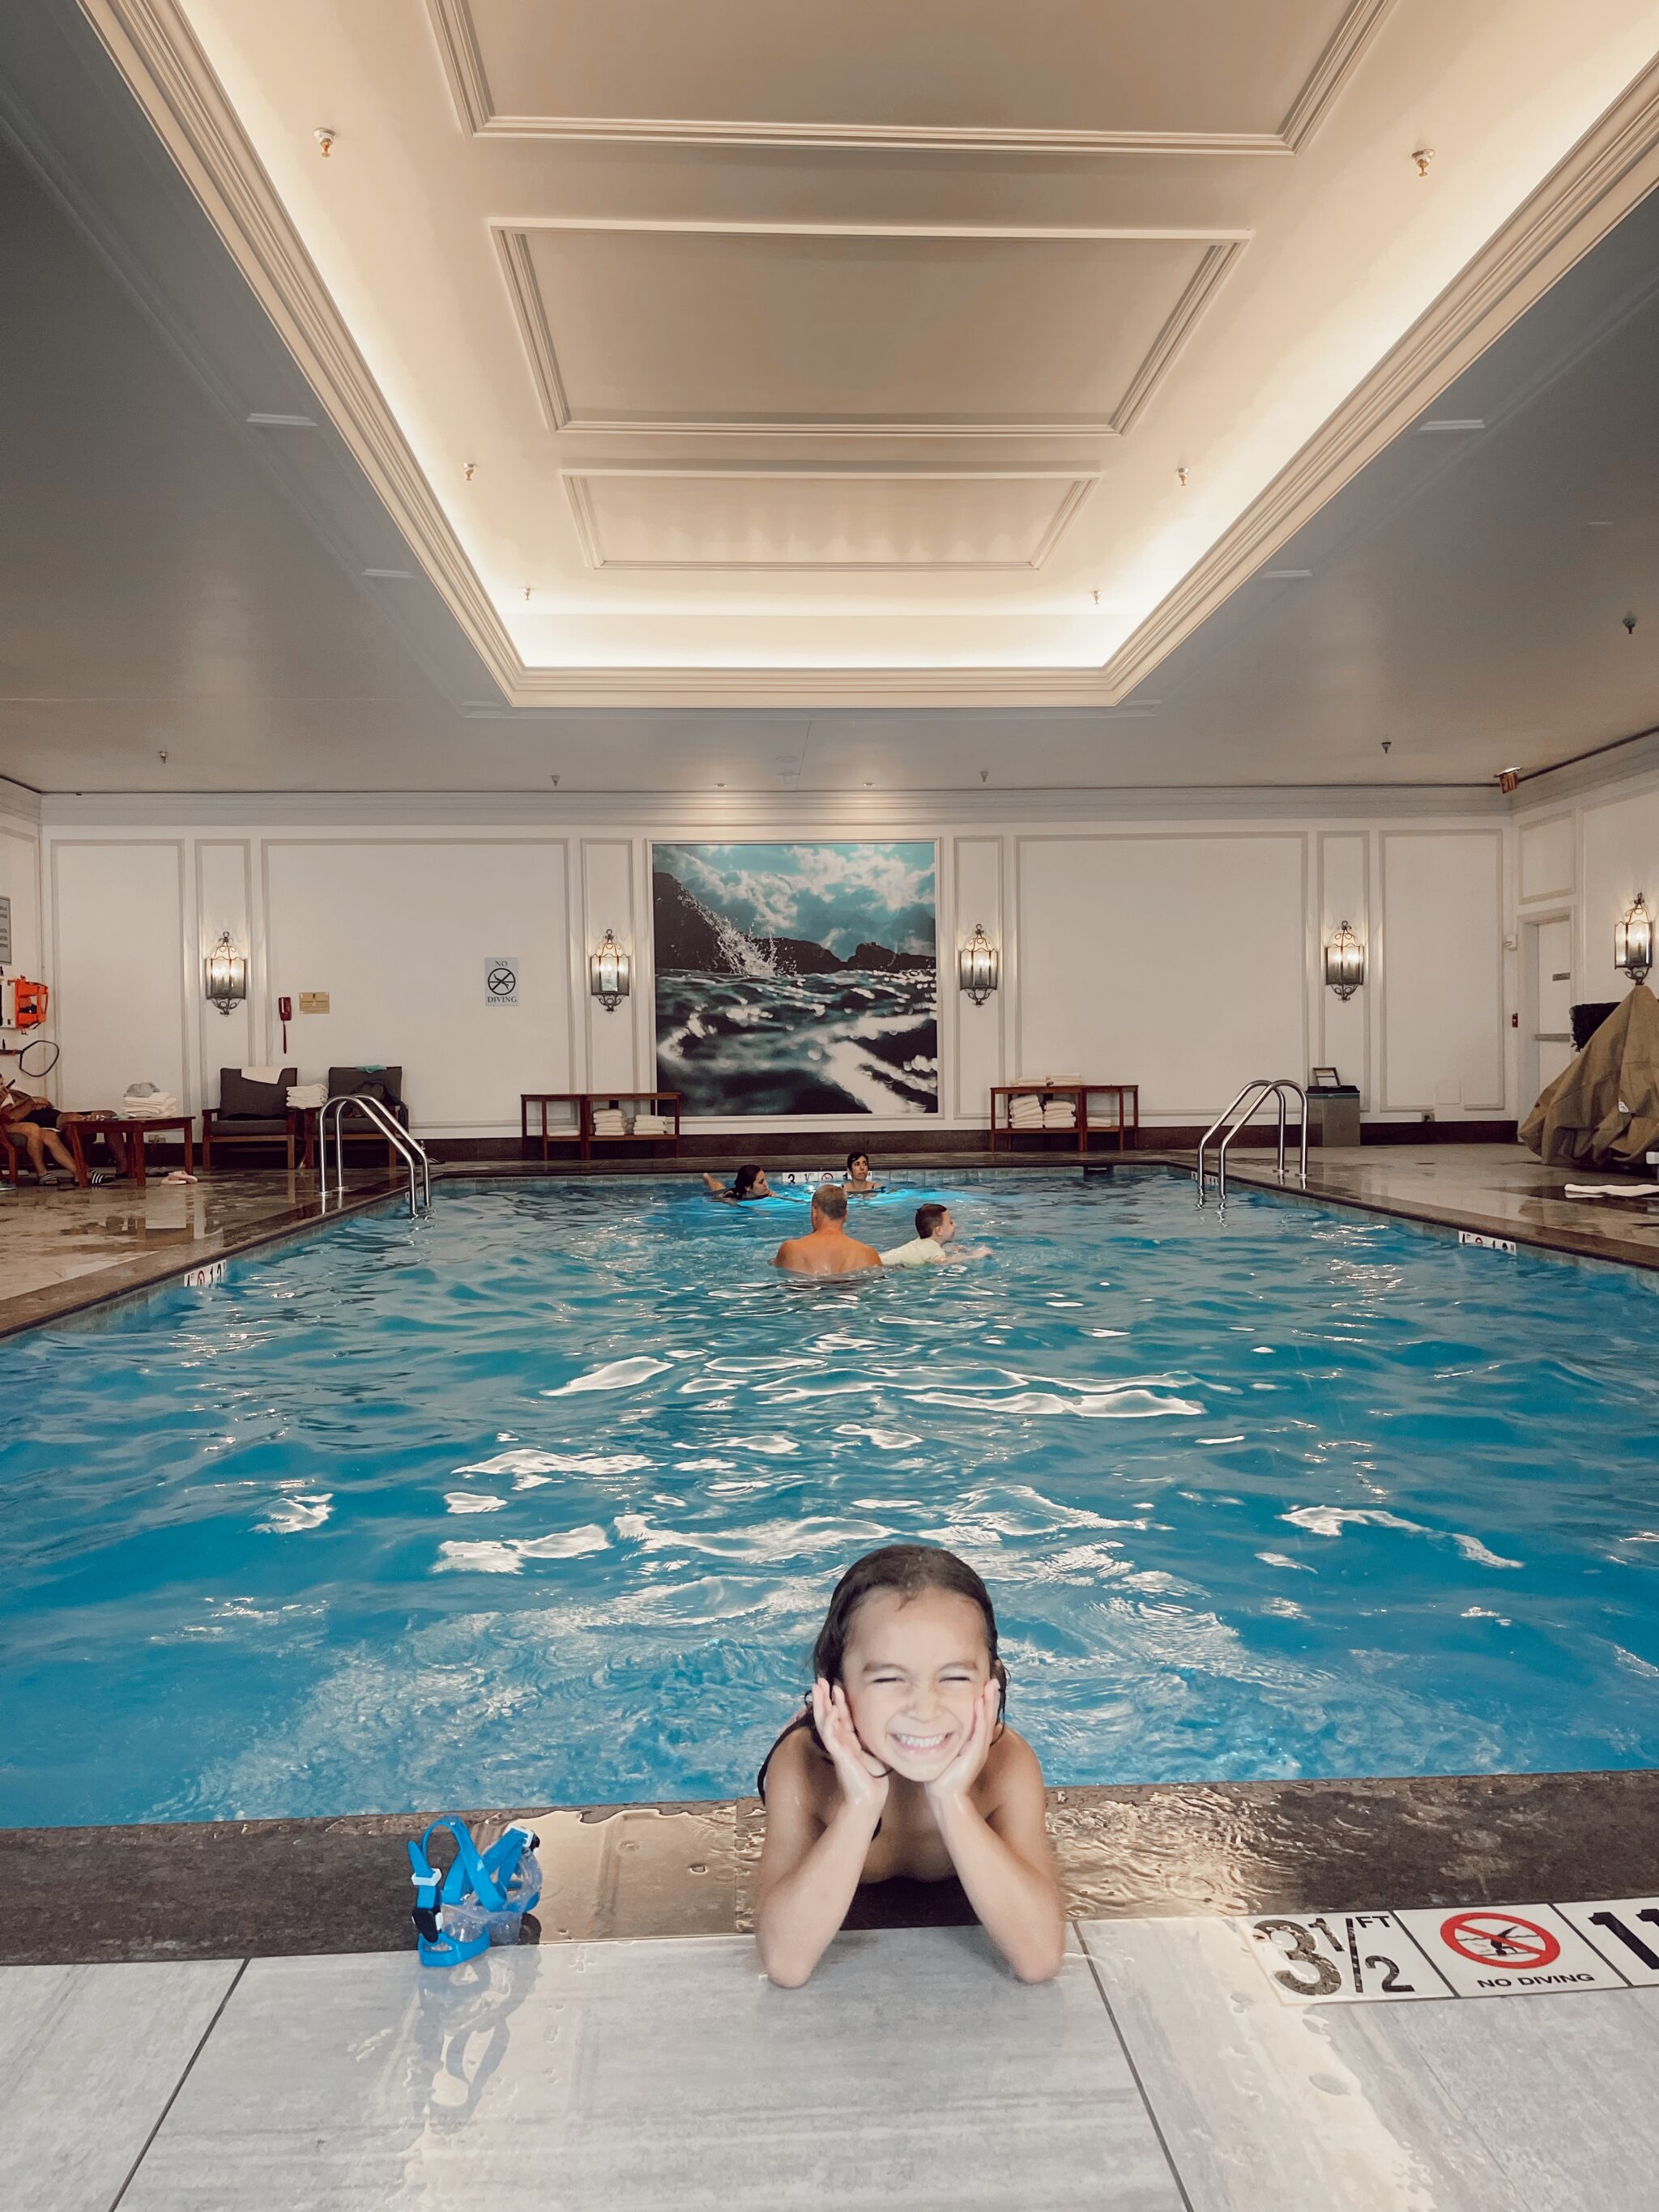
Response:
[732,1163,763,1198]
[915,1202,949,1240]
[811,1544,1007,1724]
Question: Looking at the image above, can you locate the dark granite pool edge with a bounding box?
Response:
[6,1770,1654,1967]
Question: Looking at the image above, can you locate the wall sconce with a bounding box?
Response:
[203,930,248,1016]
[588,928,631,1012]
[957,923,1000,1005]
[1615,893,1653,984]
[1324,921,1366,1000]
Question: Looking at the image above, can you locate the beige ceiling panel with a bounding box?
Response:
[440,0,1382,148]
[564,471,1097,570]
[505,226,1239,434]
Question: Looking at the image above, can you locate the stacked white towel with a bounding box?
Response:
[120,1085,179,1119]
[590,1106,628,1136]
[1007,1096,1046,1128]
[287,1084,327,1110]
[240,1065,282,1084]
[1042,1099,1077,1128]
[631,1113,673,1136]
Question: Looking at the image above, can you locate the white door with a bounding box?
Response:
[1533,916,1574,1093]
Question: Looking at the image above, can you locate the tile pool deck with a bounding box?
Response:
[6,1140,1658,2204]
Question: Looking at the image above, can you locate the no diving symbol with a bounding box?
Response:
[1439,1912,1561,1970]
[484,957,519,1008]
[488,965,517,998]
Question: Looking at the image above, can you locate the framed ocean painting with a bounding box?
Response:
[651,842,939,1115]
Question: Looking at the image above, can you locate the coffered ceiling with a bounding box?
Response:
[68,0,1659,704]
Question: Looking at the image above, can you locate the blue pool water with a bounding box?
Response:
[3,1170,1657,1826]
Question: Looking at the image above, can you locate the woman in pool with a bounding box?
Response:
[702,1165,774,1202]
[755,1545,1065,1987]
[844,1149,878,1194]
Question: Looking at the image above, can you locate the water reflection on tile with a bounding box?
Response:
[123,1932,1183,2210]
[2,1958,241,2212]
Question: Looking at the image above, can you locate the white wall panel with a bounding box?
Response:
[1380,831,1503,1113]
[1580,783,1659,995]
[581,838,639,1095]
[262,839,572,1132]
[1519,812,1575,904]
[0,816,43,979]
[52,842,188,1111]
[1014,834,1307,1116]
[952,836,1004,1120]
[1316,832,1368,1104]
[195,840,252,1097]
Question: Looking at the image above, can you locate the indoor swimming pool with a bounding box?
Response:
[3,1167,1657,1827]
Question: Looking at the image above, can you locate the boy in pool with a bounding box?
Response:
[844,1149,879,1195]
[702,1165,774,1202]
[881,1201,964,1268]
[755,1545,1065,1986]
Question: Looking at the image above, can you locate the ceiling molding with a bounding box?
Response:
[501,667,1126,709]
[427,0,1394,156]
[1099,49,1659,701]
[77,0,523,698]
[560,467,1098,572]
[37,780,1507,830]
[494,219,1247,439]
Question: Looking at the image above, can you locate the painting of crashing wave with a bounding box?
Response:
[653,842,938,1116]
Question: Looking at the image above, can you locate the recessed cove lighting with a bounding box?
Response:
[362,568,417,579]
[1414,418,1486,433]
[245,411,318,428]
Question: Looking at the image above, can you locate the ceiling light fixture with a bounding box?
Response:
[1623,612,1639,635]
[362,568,416,579]
[245,411,317,428]
[1262,569,1312,581]
[1415,417,1485,433]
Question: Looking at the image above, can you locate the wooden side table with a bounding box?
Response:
[584,1092,682,1157]
[66,1113,195,1190]
[521,1093,589,1163]
[1081,1084,1141,1154]
[989,1084,1088,1153]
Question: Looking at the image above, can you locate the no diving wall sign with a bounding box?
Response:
[484,956,519,1008]
[1240,1897,1659,2006]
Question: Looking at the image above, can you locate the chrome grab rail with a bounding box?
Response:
[1196,1079,1308,1212]
[318,1093,431,1217]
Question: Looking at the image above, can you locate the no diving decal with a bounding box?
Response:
[1243,1900,1645,2006]
[484,956,519,1008]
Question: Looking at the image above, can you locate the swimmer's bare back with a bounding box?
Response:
[773,1230,882,1275]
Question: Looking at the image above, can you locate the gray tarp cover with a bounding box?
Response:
[1519,983,1659,1166]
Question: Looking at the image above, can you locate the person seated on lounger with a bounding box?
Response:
[881,1202,965,1268]
[59,1110,134,1185]
[0,1078,80,1184]
[844,1149,879,1195]
[702,1164,774,1203]
[774,1184,882,1276]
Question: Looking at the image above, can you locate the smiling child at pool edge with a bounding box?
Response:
[755,1545,1066,1987]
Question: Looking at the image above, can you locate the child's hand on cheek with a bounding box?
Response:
[812,1677,889,1822]
[923,1677,1000,1806]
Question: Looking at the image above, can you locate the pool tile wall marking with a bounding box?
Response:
[1458,1230,1518,1254]
[1242,1900,1648,2005]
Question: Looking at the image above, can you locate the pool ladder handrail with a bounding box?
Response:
[318,1092,432,1217]
[1196,1079,1308,1211]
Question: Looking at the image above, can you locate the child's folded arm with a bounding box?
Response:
[754,1745,881,1988]
[930,1736,1067,1984]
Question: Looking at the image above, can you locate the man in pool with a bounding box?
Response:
[881,1201,963,1268]
[773,1184,882,1276]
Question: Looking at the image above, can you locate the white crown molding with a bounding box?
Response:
[78,0,523,700]
[561,467,1098,573]
[428,0,1392,156]
[0,779,44,823]
[494,220,1246,441]
[38,782,1507,831]
[1100,52,1659,700]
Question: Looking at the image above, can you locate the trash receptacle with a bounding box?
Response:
[1307,1085,1361,1147]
